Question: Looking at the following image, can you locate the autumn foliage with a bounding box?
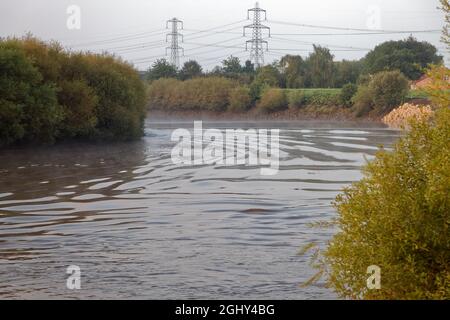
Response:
[382,103,434,129]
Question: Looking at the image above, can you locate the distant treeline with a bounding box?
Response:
[146,37,443,117]
[0,36,146,147]
[145,36,443,88]
[147,70,411,118]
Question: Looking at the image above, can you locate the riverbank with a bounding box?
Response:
[148,106,384,123]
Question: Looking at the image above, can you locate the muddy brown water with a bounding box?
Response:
[0,120,400,299]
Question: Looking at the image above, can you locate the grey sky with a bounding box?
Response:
[0,0,447,71]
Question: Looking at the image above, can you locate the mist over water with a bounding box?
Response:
[0,120,400,299]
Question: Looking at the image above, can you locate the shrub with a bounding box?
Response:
[228,86,252,112]
[249,79,270,102]
[352,85,374,117]
[0,36,146,146]
[79,54,146,140]
[287,90,306,109]
[58,79,98,138]
[340,83,358,107]
[146,77,236,112]
[0,45,62,146]
[352,71,409,117]
[321,107,450,299]
[370,70,409,113]
[258,89,288,113]
[146,78,181,110]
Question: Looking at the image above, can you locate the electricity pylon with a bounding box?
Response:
[244,2,270,68]
[166,17,184,69]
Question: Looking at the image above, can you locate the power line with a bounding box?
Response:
[183,25,245,41]
[105,40,167,53]
[66,29,166,48]
[184,36,244,51]
[269,36,370,51]
[271,31,441,36]
[184,42,245,50]
[130,53,168,64]
[193,50,248,63]
[182,19,247,38]
[201,51,250,68]
[267,19,441,33]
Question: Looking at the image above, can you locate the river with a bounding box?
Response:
[0,120,400,299]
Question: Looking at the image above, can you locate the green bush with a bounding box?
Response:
[58,79,98,138]
[287,90,306,109]
[352,85,374,117]
[0,45,62,146]
[352,70,409,117]
[340,83,358,107]
[322,107,450,299]
[257,89,288,113]
[249,80,270,102]
[228,86,252,112]
[0,36,146,146]
[370,70,409,113]
[78,54,146,140]
[254,65,281,87]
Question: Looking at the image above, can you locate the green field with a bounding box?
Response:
[281,88,342,107]
[407,90,429,99]
[282,88,342,95]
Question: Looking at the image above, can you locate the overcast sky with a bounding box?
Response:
[0,0,447,71]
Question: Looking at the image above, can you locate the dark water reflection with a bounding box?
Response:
[0,120,400,299]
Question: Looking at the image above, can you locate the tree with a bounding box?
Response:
[440,0,450,49]
[222,56,242,75]
[180,60,202,80]
[363,37,443,80]
[334,60,363,87]
[146,59,177,81]
[254,64,281,87]
[279,55,308,88]
[307,45,334,88]
[242,60,255,74]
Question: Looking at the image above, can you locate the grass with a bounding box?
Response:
[407,89,429,99]
[282,88,342,96]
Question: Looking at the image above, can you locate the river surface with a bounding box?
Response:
[0,120,400,299]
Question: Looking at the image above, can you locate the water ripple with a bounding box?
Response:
[0,121,399,299]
